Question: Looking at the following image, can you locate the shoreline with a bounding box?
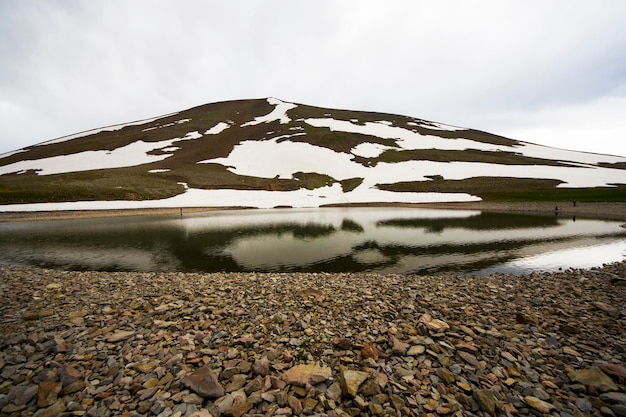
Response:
[0,264,624,416]
[0,201,625,222]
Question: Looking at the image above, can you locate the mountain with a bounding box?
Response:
[1,98,625,211]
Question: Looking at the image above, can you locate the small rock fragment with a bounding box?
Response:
[568,367,619,392]
[473,389,496,415]
[182,367,225,398]
[282,363,332,386]
[340,370,369,397]
[253,356,269,376]
[524,395,556,413]
[106,330,135,342]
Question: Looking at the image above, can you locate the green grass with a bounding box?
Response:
[361,148,573,167]
[377,177,626,202]
[0,167,183,204]
[340,177,364,192]
[292,172,335,190]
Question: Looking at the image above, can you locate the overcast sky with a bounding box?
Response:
[1,1,626,157]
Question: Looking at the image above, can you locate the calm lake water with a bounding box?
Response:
[0,208,624,275]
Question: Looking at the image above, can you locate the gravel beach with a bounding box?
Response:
[1,263,625,417]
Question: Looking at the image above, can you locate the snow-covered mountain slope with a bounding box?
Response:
[0,98,624,210]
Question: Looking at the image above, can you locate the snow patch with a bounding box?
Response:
[304,118,505,152]
[198,137,625,189]
[0,131,201,176]
[241,98,297,126]
[351,143,394,158]
[0,149,26,160]
[0,141,174,176]
[305,117,626,166]
[0,185,479,212]
[205,122,231,135]
[183,131,203,140]
[201,137,357,181]
[149,169,171,173]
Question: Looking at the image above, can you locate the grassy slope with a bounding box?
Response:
[377,177,626,202]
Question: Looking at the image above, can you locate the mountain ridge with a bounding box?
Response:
[1,97,625,210]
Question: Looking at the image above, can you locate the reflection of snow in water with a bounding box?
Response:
[204,208,625,273]
[0,208,624,274]
[481,240,626,275]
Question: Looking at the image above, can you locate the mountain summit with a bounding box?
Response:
[0,98,625,210]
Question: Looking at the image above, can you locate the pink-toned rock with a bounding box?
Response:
[599,363,626,380]
[288,395,303,415]
[182,366,225,398]
[390,336,409,356]
[282,363,332,386]
[253,356,270,376]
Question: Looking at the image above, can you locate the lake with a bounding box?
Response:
[0,208,624,275]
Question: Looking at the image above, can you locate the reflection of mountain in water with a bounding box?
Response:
[0,209,623,274]
[378,211,560,233]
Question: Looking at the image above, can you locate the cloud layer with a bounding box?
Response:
[1,0,625,156]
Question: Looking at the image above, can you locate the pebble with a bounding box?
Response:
[0,262,625,416]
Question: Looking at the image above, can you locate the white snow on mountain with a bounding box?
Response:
[241,98,297,127]
[351,143,395,158]
[0,184,479,212]
[1,97,625,211]
[304,117,626,166]
[205,122,231,135]
[202,134,625,188]
[0,131,203,176]
[201,136,357,181]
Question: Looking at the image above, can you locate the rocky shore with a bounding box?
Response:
[1,263,625,417]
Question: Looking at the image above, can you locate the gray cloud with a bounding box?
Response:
[1,0,625,156]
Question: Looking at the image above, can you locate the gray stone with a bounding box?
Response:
[600,392,626,406]
[612,404,626,417]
